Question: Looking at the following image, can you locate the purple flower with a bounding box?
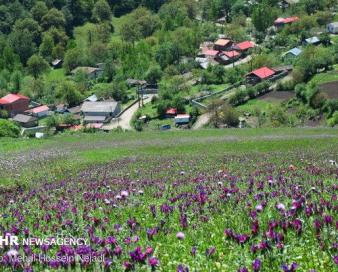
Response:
[177,264,189,272]
[282,262,298,272]
[191,246,197,257]
[238,267,248,272]
[276,203,286,211]
[252,258,261,272]
[333,256,338,265]
[148,257,159,267]
[206,246,216,257]
[176,232,185,240]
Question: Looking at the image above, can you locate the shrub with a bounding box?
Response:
[0,119,20,138]
[327,111,338,127]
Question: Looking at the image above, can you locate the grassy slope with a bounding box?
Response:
[0,128,337,188]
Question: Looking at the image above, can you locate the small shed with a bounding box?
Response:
[71,67,104,80]
[165,108,177,117]
[29,105,49,118]
[282,47,302,61]
[327,22,338,34]
[304,36,321,46]
[12,114,38,128]
[51,59,62,69]
[232,41,255,52]
[213,39,233,51]
[175,114,190,125]
[274,17,299,28]
[246,67,276,84]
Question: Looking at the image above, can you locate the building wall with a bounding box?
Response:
[1,99,29,115]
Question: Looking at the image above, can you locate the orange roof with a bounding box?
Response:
[0,93,29,104]
[214,39,232,46]
[248,67,276,79]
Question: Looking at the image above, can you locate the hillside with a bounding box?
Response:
[0,0,337,137]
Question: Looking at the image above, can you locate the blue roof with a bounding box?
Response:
[288,47,302,56]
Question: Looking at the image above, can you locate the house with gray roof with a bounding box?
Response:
[81,101,121,124]
[12,114,38,128]
[71,66,104,80]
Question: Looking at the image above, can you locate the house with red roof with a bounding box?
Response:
[213,39,233,51]
[232,41,255,52]
[165,108,177,118]
[199,48,220,58]
[215,50,241,64]
[274,16,299,28]
[26,105,50,118]
[0,93,30,115]
[246,67,276,84]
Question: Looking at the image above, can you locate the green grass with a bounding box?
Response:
[309,69,338,85]
[1,128,337,188]
[237,99,275,114]
[45,68,66,82]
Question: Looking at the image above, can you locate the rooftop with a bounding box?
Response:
[0,93,29,104]
[12,114,37,123]
[214,39,232,47]
[248,67,276,79]
[71,66,103,75]
[234,41,255,51]
[81,101,119,113]
[31,105,49,114]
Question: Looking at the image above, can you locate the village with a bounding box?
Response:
[0,0,338,137]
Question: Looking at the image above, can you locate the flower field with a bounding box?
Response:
[0,129,337,271]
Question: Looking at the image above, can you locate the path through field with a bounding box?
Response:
[102,95,155,130]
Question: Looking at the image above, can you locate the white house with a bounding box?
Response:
[81,101,121,124]
[175,114,190,125]
[327,22,338,34]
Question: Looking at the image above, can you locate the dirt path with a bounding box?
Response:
[102,95,155,130]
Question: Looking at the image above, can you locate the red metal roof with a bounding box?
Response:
[234,41,254,51]
[0,93,29,104]
[202,48,220,56]
[274,16,299,25]
[31,105,49,114]
[224,50,240,58]
[166,108,177,115]
[249,67,276,79]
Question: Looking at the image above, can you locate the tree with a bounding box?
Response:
[56,81,83,106]
[41,8,66,30]
[31,1,49,22]
[10,70,23,91]
[0,119,20,138]
[39,34,54,61]
[145,65,162,84]
[27,55,50,79]
[63,48,85,74]
[8,29,36,64]
[252,3,277,32]
[92,0,112,22]
[155,42,180,68]
[219,103,240,127]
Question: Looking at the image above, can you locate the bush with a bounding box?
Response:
[327,111,338,127]
[0,119,20,137]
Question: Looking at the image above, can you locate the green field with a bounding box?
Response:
[0,129,337,271]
